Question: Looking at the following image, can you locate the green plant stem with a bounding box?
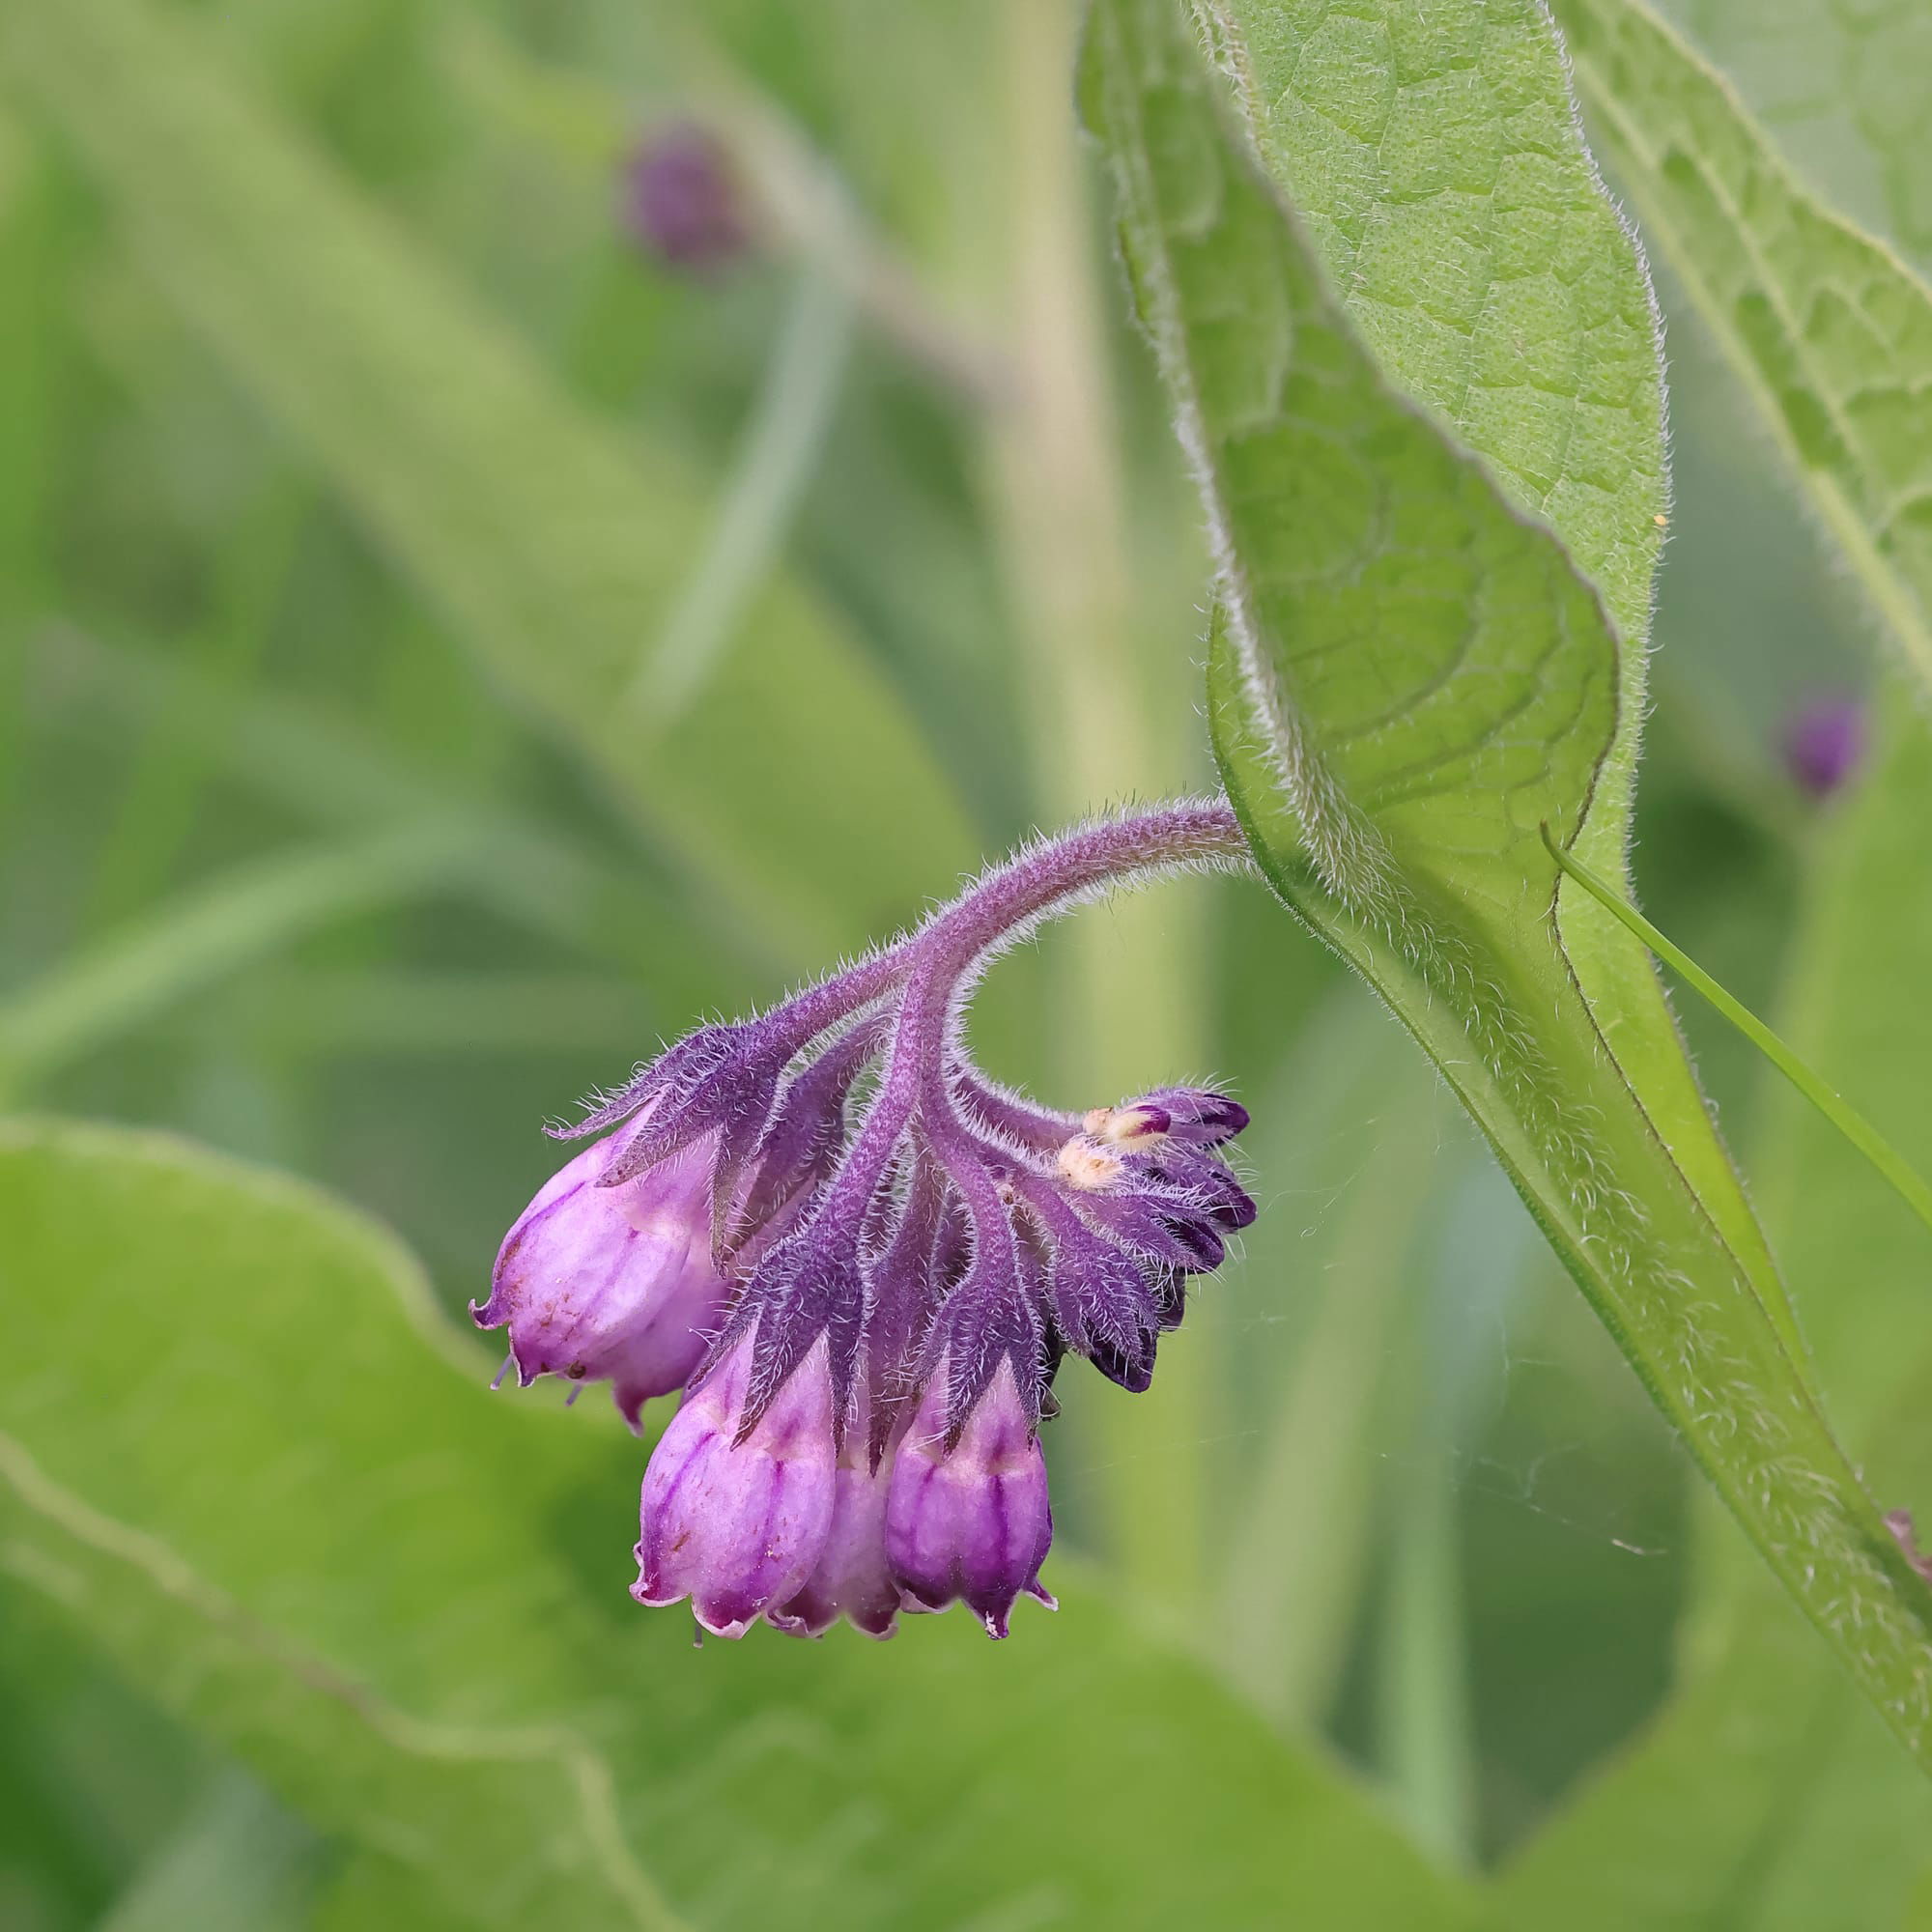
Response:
[1542,822,1932,1241]
[1377,1454,1474,1868]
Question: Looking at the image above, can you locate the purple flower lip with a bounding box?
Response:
[482,801,1260,1639]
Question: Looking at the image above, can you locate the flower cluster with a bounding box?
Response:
[475,802,1255,1639]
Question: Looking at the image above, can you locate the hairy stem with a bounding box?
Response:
[822,799,1250,1227]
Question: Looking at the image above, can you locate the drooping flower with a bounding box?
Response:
[886,1357,1055,1637]
[482,800,1259,1639]
[634,1333,838,1637]
[770,1400,904,1638]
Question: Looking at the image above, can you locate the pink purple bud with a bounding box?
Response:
[770,1414,905,1639]
[1130,1086,1249,1147]
[472,1134,728,1430]
[634,1336,838,1636]
[886,1360,1054,1638]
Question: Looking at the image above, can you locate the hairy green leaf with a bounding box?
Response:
[1554,0,1932,696]
[0,0,975,962]
[1190,0,1783,1322]
[1083,0,1932,1770]
[1193,0,1667,650]
[1500,696,1932,1922]
[0,1120,1482,1930]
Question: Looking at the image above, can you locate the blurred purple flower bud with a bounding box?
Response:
[634,1335,838,1636]
[472,1134,729,1431]
[623,122,752,274]
[1783,696,1866,797]
[886,1358,1054,1638]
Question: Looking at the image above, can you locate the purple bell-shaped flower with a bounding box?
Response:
[771,1409,906,1639]
[634,1334,839,1637]
[887,1358,1054,1638]
[472,1132,730,1430]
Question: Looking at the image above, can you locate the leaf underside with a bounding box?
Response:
[1189,0,1790,1321]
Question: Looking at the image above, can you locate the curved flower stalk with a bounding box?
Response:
[477,800,1257,1639]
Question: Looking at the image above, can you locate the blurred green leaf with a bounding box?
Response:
[78,478,306,937]
[1553,0,1932,697]
[0,1575,214,1932]
[44,624,756,1011]
[309,1851,491,1932]
[634,266,853,724]
[1499,696,1932,1924]
[1497,1583,1931,1930]
[0,1119,1486,1929]
[0,0,976,963]
[1217,994,1446,1725]
[0,821,474,1098]
[1083,0,1932,1771]
[1665,0,1932,274]
[98,1772,327,1932]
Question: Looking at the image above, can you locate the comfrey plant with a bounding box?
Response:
[475,800,1257,1640]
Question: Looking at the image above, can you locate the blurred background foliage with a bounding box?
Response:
[0,0,1920,1925]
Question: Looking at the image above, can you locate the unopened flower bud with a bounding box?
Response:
[1127,1087,1249,1147]
[770,1417,904,1639]
[634,1336,838,1637]
[886,1359,1053,1638]
[472,1134,728,1430]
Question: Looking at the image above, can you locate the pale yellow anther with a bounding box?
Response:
[1082,1103,1168,1148]
[1056,1135,1123,1191]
